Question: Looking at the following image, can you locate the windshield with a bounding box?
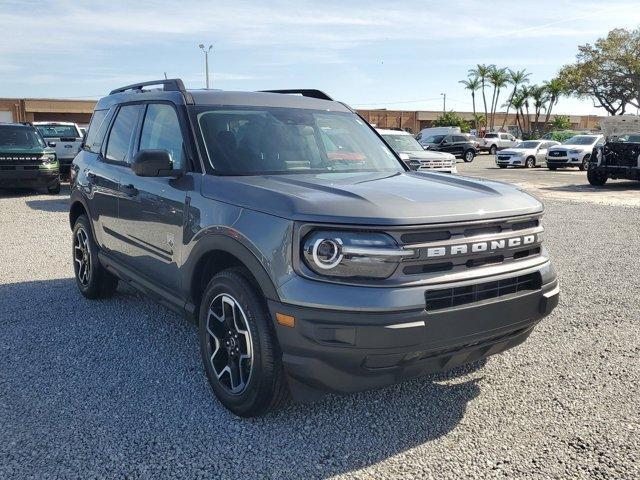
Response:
[514,141,541,149]
[0,126,45,149]
[422,135,444,144]
[563,135,597,145]
[484,133,498,138]
[196,107,403,175]
[36,124,81,139]
[609,134,640,143]
[381,133,423,152]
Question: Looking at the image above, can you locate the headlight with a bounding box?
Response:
[302,230,414,279]
[42,153,57,164]
[569,149,581,154]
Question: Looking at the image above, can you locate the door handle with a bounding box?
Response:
[121,184,138,197]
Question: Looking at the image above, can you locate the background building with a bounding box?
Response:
[0,98,96,126]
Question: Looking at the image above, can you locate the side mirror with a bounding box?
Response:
[131,149,179,177]
[48,141,56,148]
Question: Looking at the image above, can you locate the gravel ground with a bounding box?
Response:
[1,176,639,479]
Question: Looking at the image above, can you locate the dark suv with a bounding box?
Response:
[0,122,60,193]
[419,133,476,162]
[70,79,559,417]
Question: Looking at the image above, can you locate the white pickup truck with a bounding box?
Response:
[480,132,519,154]
[33,122,83,174]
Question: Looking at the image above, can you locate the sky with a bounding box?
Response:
[1,0,640,116]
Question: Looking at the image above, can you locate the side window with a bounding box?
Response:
[443,135,452,143]
[139,104,185,169]
[85,109,112,153]
[105,105,142,163]
[453,135,466,143]
[500,133,509,140]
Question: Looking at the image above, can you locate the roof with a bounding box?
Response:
[599,115,640,137]
[375,128,412,135]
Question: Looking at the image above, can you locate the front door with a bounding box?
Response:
[116,103,189,292]
[536,143,549,163]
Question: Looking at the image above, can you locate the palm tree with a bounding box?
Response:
[529,85,549,134]
[459,76,481,130]
[519,86,532,133]
[468,64,493,132]
[488,67,508,130]
[510,92,526,135]
[542,77,565,130]
[501,68,530,129]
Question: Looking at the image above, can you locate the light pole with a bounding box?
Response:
[199,43,213,89]
[440,92,446,113]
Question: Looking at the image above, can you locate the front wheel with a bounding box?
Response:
[72,215,118,299]
[579,155,590,171]
[199,268,289,417]
[525,157,535,168]
[463,149,475,163]
[489,145,497,155]
[587,168,608,186]
[498,165,508,169]
[548,165,557,171]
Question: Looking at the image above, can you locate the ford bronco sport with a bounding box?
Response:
[70,79,559,417]
[0,122,60,193]
[588,115,640,186]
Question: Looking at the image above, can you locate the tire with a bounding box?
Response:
[72,214,118,299]
[489,145,497,155]
[525,156,535,168]
[498,165,508,169]
[47,180,61,195]
[199,268,289,417]
[548,165,557,171]
[579,155,590,171]
[463,149,475,163]
[587,168,608,186]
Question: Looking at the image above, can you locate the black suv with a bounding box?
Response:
[0,122,60,193]
[419,133,476,162]
[70,79,558,417]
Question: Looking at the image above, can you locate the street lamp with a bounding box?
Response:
[440,92,446,113]
[199,43,213,89]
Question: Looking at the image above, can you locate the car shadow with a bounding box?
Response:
[25,195,70,212]
[540,180,640,193]
[2,278,485,479]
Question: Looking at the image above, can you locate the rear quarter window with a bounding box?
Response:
[85,109,113,154]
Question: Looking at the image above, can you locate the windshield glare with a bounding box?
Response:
[563,135,597,145]
[381,134,423,152]
[36,124,80,139]
[423,135,444,144]
[197,107,403,175]
[0,127,45,149]
[514,141,540,149]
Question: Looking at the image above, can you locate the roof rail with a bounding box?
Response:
[260,89,333,101]
[109,78,186,95]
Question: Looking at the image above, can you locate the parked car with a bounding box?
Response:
[546,134,604,171]
[479,132,519,154]
[419,133,476,162]
[587,115,640,186]
[495,140,560,168]
[0,122,60,193]
[377,128,457,173]
[462,133,481,150]
[70,79,558,417]
[34,121,83,175]
[415,126,460,144]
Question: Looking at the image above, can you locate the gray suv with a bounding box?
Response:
[70,79,559,417]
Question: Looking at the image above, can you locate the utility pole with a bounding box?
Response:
[198,43,213,89]
[441,92,446,113]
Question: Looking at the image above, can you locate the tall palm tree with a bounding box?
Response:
[519,86,531,133]
[468,64,493,131]
[459,76,481,130]
[510,92,526,135]
[501,68,530,129]
[542,77,565,130]
[529,85,549,133]
[488,67,508,130]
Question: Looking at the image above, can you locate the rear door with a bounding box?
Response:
[116,102,190,292]
[452,135,467,156]
[440,135,455,154]
[536,142,550,163]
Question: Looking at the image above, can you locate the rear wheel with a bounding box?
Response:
[72,215,118,299]
[199,268,289,417]
[463,149,475,163]
[525,156,535,168]
[587,168,608,186]
[579,155,590,171]
[489,145,497,155]
[47,180,61,195]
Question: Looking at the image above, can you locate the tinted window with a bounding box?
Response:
[452,135,466,142]
[485,133,498,138]
[0,126,45,148]
[139,104,184,169]
[36,124,81,139]
[562,135,598,145]
[105,105,141,162]
[85,109,110,153]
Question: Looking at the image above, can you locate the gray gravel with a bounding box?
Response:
[1,179,639,480]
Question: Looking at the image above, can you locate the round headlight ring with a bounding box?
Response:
[312,238,343,270]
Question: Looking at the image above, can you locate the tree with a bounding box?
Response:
[510,93,526,134]
[501,69,530,129]
[468,64,493,130]
[529,84,548,133]
[459,76,481,129]
[559,28,640,115]
[542,77,566,130]
[488,67,508,130]
[551,115,571,130]
[433,111,470,132]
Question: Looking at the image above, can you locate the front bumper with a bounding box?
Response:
[546,155,582,167]
[270,263,559,400]
[0,167,59,188]
[496,156,525,167]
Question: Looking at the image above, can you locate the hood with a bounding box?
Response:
[400,150,455,161]
[498,149,528,156]
[0,145,46,154]
[200,171,542,226]
[600,115,640,137]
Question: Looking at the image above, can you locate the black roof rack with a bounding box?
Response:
[109,78,186,95]
[259,89,333,101]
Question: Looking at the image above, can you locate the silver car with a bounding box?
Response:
[495,140,560,168]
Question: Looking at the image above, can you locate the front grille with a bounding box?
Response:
[425,272,541,310]
[417,160,454,169]
[0,154,44,168]
[548,150,566,157]
[497,155,511,160]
